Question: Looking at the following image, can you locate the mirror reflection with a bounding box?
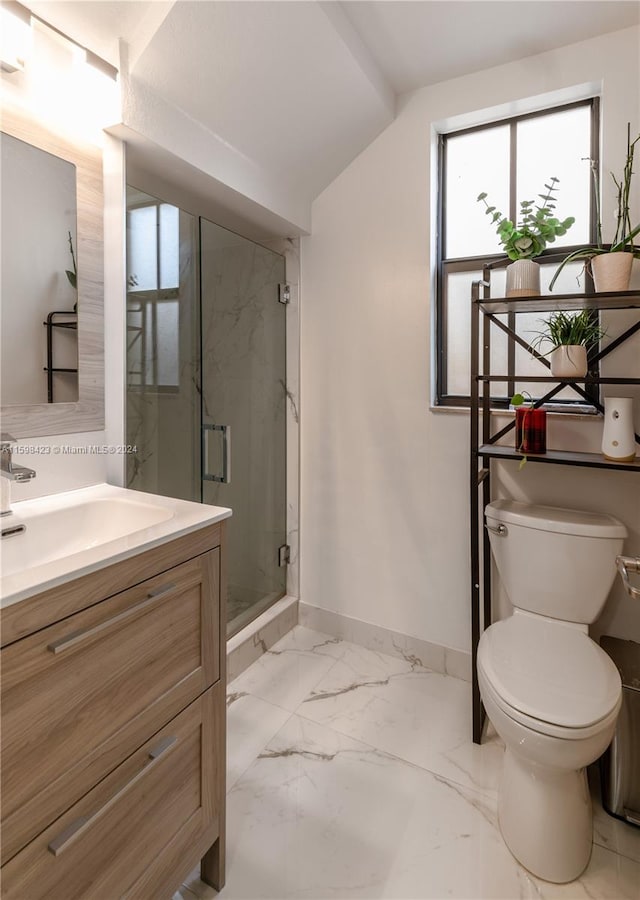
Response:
[0,132,78,405]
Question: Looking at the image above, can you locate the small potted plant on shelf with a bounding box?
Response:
[550,124,640,293]
[529,309,606,377]
[477,177,575,297]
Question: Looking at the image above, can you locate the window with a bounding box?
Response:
[127,198,181,391]
[436,99,599,407]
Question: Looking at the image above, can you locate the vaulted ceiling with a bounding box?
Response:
[24,0,640,232]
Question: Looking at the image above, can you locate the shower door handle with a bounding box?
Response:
[203,424,231,484]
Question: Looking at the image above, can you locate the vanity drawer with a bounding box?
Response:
[1,686,222,900]
[0,548,220,864]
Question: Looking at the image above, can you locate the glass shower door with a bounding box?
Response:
[126,188,200,502]
[200,218,287,636]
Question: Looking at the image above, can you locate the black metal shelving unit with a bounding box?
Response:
[470,265,640,744]
[43,310,77,402]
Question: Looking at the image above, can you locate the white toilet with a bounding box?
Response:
[478,499,627,884]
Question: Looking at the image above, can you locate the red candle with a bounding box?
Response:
[515,406,547,454]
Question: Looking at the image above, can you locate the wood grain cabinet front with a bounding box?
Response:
[1,686,223,900]
[0,526,225,900]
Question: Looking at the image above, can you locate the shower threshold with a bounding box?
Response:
[227,594,298,681]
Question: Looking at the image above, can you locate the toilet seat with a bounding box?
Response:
[478,662,621,740]
[478,614,622,739]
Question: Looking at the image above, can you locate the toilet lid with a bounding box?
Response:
[478,615,622,728]
[485,500,627,538]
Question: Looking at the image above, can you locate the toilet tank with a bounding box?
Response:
[485,500,627,624]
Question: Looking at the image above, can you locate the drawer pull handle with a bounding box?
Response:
[47,582,178,654]
[47,735,177,857]
[148,735,177,759]
[47,816,90,856]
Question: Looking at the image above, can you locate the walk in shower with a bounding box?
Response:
[126,187,287,635]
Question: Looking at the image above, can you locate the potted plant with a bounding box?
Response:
[477,177,575,297]
[529,309,606,377]
[549,124,640,292]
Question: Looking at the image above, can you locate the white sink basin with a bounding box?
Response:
[1,497,173,577]
[0,483,231,607]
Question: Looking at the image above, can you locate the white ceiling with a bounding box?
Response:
[128,1,395,201]
[342,1,640,94]
[22,1,640,219]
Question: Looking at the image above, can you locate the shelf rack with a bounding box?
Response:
[43,310,77,403]
[470,267,640,744]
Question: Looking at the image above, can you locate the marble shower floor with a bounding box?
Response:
[176,626,640,900]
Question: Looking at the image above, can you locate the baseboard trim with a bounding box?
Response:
[299,601,471,682]
[227,596,472,684]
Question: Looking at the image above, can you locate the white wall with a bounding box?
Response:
[118,45,311,235]
[300,27,640,654]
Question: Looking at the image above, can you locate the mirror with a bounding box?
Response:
[1,132,79,405]
[0,105,104,438]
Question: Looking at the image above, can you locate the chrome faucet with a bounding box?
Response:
[1,433,36,517]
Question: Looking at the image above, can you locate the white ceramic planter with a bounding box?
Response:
[549,345,588,378]
[591,252,633,292]
[506,259,540,297]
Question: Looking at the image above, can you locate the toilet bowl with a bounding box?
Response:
[479,500,627,883]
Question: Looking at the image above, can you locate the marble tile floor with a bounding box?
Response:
[176,626,640,900]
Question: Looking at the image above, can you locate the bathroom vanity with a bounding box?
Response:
[0,485,230,899]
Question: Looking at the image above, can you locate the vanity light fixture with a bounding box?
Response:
[0,1,31,73]
[0,0,118,80]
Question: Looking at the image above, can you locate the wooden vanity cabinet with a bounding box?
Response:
[0,521,227,899]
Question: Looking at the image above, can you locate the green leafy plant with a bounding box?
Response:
[550,124,640,290]
[528,309,606,355]
[477,177,575,260]
[65,230,77,290]
[65,230,78,312]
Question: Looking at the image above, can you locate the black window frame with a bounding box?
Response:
[435,97,600,408]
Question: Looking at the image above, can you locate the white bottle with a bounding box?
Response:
[602,397,636,461]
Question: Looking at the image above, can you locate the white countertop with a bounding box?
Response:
[0,483,231,608]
